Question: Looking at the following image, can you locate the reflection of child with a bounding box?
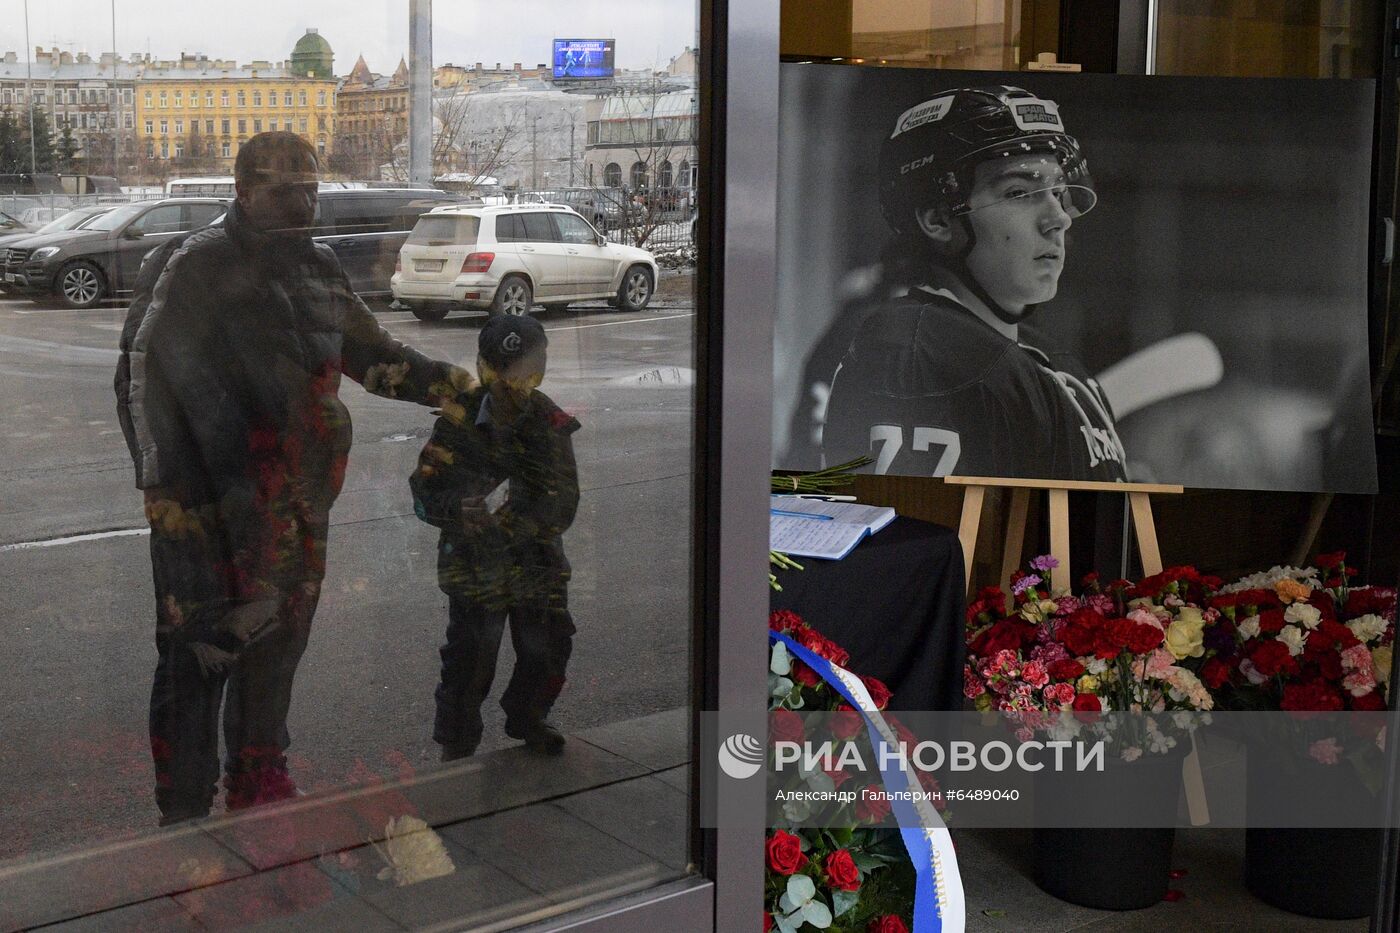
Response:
[410,315,580,759]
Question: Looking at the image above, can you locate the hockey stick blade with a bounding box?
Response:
[1095,332,1224,419]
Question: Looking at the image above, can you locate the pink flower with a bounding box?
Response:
[1086,593,1116,615]
[963,668,986,699]
[1308,737,1342,766]
[1145,648,1177,678]
[1031,555,1060,572]
[1055,596,1080,616]
[1341,643,1373,671]
[1021,661,1050,689]
[1342,668,1376,697]
[1030,642,1070,665]
[1012,574,1042,596]
[1043,682,1075,708]
[1129,607,1164,632]
[1015,726,1034,743]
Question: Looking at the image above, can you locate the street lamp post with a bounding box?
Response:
[23,0,37,173]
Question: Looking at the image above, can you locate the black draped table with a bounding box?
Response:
[770,516,967,711]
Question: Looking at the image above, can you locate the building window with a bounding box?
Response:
[221,141,231,157]
[124,88,133,104]
[237,90,246,106]
[298,90,307,107]
[317,137,325,156]
[205,90,213,106]
[124,113,133,129]
[603,162,622,187]
[160,120,168,135]
[143,119,153,135]
[205,119,213,134]
[146,141,154,158]
[221,119,230,134]
[221,90,229,107]
[190,93,199,109]
[175,143,184,158]
[316,90,326,106]
[238,119,247,134]
[316,115,326,131]
[659,160,674,189]
[284,91,292,107]
[160,141,168,158]
[253,118,261,133]
[174,90,182,105]
[299,118,308,133]
[252,91,261,107]
[630,162,648,189]
[206,140,215,157]
[269,118,278,131]
[159,91,167,108]
[175,120,184,134]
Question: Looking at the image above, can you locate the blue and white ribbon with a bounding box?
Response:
[772,630,966,933]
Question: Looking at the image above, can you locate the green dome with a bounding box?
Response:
[290,29,333,79]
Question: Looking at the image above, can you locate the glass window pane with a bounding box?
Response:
[1155,0,1379,78]
[3,2,700,931]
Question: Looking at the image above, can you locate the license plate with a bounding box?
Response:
[414,260,444,273]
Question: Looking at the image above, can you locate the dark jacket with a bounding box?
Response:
[410,385,580,609]
[123,202,455,642]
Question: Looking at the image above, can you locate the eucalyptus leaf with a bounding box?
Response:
[774,913,800,933]
[831,888,859,917]
[771,642,792,676]
[778,892,797,913]
[801,899,833,928]
[783,798,812,822]
[853,854,882,872]
[806,770,835,794]
[786,873,816,903]
[770,674,795,698]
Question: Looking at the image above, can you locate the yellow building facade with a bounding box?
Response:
[133,31,338,173]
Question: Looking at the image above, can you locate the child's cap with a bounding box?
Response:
[479,313,548,371]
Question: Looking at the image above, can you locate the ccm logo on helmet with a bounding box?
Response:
[900,153,940,175]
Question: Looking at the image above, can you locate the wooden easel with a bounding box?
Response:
[946,476,1211,826]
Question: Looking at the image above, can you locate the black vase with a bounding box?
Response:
[1244,751,1381,919]
[1031,745,1185,910]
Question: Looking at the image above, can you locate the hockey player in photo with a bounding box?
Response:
[821,86,1129,481]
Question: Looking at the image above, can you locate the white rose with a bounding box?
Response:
[1284,603,1322,630]
[1347,614,1389,644]
[1237,615,1261,639]
[1278,626,1308,657]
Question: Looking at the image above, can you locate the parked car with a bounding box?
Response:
[310,188,465,297]
[0,209,31,233]
[19,207,68,228]
[390,203,659,321]
[526,188,641,231]
[0,205,116,293]
[6,198,227,308]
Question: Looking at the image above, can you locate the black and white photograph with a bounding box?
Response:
[774,65,1379,494]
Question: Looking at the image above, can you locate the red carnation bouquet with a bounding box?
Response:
[1202,553,1394,723]
[963,557,1218,759]
[764,610,916,933]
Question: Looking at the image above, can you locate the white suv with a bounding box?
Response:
[390,203,659,321]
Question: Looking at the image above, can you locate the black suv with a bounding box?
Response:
[9,198,227,308]
[311,188,464,297]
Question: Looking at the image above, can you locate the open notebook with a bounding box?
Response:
[769,495,897,560]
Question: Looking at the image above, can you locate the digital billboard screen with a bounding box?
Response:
[552,39,615,80]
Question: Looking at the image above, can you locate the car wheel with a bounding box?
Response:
[56,260,106,309]
[491,275,533,316]
[615,265,654,312]
[410,303,450,322]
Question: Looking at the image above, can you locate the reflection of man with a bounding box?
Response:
[126,132,472,823]
[821,86,1128,481]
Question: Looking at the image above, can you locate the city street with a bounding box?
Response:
[0,282,696,861]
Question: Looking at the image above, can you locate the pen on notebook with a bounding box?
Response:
[791,494,857,502]
[770,508,835,521]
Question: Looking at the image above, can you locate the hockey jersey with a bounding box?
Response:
[821,288,1128,482]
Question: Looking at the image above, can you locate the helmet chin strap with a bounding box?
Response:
[946,214,1036,326]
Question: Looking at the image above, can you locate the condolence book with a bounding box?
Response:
[769,496,897,560]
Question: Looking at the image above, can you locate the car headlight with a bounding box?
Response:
[30,246,60,261]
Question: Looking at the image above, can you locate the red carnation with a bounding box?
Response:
[861,675,893,710]
[1249,640,1300,678]
[868,916,911,933]
[1126,623,1166,655]
[1072,693,1103,722]
[765,830,807,875]
[1257,609,1286,634]
[1316,551,1346,570]
[1048,659,1086,681]
[1061,609,1102,657]
[1345,587,1397,618]
[770,709,805,745]
[1201,658,1232,690]
[769,609,805,634]
[764,913,773,933]
[1281,679,1345,714]
[823,849,861,891]
[1351,692,1385,712]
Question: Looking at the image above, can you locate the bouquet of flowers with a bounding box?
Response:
[765,610,917,933]
[963,558,1219,758]
[1202,552,1394,722]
